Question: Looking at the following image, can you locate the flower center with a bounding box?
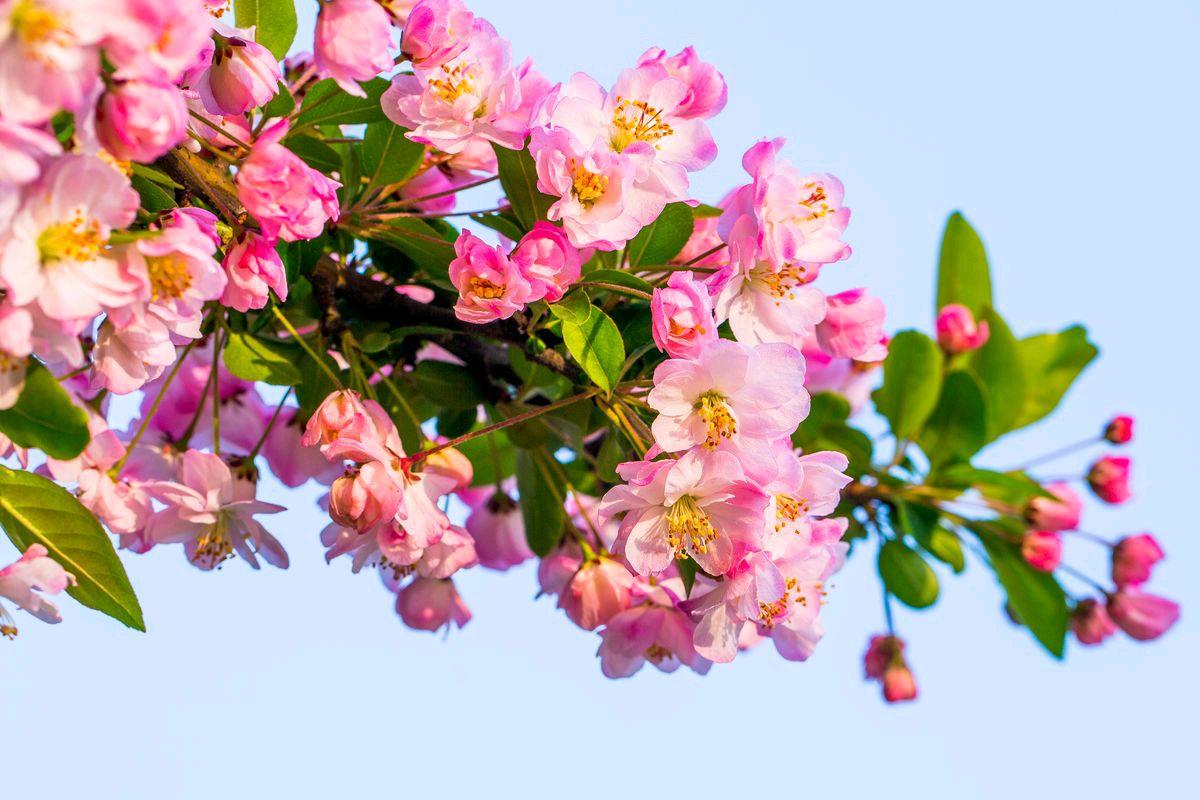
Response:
[794,181,832,221]
[665,494,717,556]
[191,522,234,569]
[694,390,736,449]
[468,276,505,300]
[36,212,106,265]
[428,63,477,105]
[758,576,801,628]
[0,352,24,375]
[0,605,17,639]
[146,254,193,301]
[644,642,673,664]
[10,0,68,48]
[751,263,814,303]
[570,160,607,207]
[610,97,673,153]
[774,493,810,531]
[668,317,705,339]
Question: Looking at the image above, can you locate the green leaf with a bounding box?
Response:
[470,212,525,243]
[294,78,389,130]
[872,330,944,439]
[294,350,343,421]
[581,269,654,294]
[918,370,988,468]
[234,0,297,61]
[1013,326,1098,429]
[818,424,874,477]
[0,466,145,631]
[435,408,476,438]
[515,449,566,556]
[691,203,723,218]
[878,539,940,609]
[894,500,965,573]
[458,430,516,488]
[969,308,1026,440]
[936,211,992,317]
[259,82,295,117]
[362,121,425,190]
[676,555,698,596]
[365,217,457,283]
[976,527,1068,658]
[561,308,625,394]
[0,362,89,459]
[130,172,175,213]
[285,134,343,174]
[933,465,1051,508]
[410,361,485,411]
[625,202,694,268]
[547,291,593,325]
[493,142,555,231]
[223,333,302,386]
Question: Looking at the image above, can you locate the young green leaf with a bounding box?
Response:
[969,308,1026,440]
[878,539,940,609]
[581,269,655,294]
[0,362,89,459]
[918,370,988,468]
[547,290,593,325]
[223,332,303,386]
[872,330,944,439]
[234,0,297,61]
[976,527,1069,658]
[936,211,992,316]
[493,142,555,231]
[625,202,694,268]
[362,121,425,190]
[515,449,566,556]
[1013,326,1098,429]
[561,307,625,394]
[293,78,390,129]
[0,466,145,631]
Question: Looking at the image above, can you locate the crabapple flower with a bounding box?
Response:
[101,0,213,83]
[815,288,887,359]
[708,258,827,348]
[315,0,395,97]
[145,450,288,570]
[464,491,533,571]
[1071,598,1116,646]
[650,270,717,358]
[261,407,343,488]
[635,45,727,120]
[1025,482,1082,532]
[646,339,808,453]
[1104,414,1134,444]
[1111,533,1164,588]
[1107,589,1179,642]
[511,221,581,303]
[399,0,473,67]
[596,579,710,678]
[599,449,769,577]
[329,463,403,533]
[559,555,636,631]
[237,121,341,242]
[0,119,61,184]
[0,301,32,408]
[1021,530,1062,572]
[220,230,287,312]
[95,79,189,163]
[396,577,471,632]
[935,303,990,354]
[864,635,917,703]
[302,389,378,450]
[45,419,151,536]
[0,544,75,636]
[448,229,535,323]
[90,315,177,395]
[198,32,282,116]
[0,0,99,124]
[1088,455,1131,504]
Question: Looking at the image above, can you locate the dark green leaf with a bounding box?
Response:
[457,430,516,487]
[410,361,484,411]
[493,142,555,231]
[677,555,698,596]
[933,465,1051,508]
[1013,326,1098,429]
[878,539,940,609]
[259,82,295,117]
[515,450,566,556]
[223,332,302,386]
[976,527,1069,658]
[130,172,175,213]
[233,0,297,61]
[936,211,992,317]
[0,466,145,631]
[625,202,694,268]
[0,362,89,459]
[918,370,988,468]
[364,217,457,284]
[362,122,425,190]
[435,408,477,438]
[294,78,389,129]
[894,501,965,573]
[561,308,625,394]
[294,350,343,421]
[872,330,944,439]
[581,269,654,294]
[285,134,343,174]
[470,212,525,243]
[969,308,1026,440]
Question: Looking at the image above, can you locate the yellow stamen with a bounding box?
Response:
[191,523,234,569]
[10,0,68,49]
[694,390,736,449]
[774,493,810,531]
[644,643,673,663]
[36,211,106,264]
[468,276,505,300]
[754,263,814,305]
[610,97,673,153]
[427,63,477,105]
[665,495,718,556]
[146,254,193,302]
[570,160,607,207]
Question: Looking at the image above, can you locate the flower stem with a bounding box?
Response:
[271,306,343,387]
[109,339,198,477]
[247,387,293,460]
[1011,437,1099,471]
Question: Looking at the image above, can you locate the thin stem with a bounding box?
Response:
[271,306,343,386]
[1056,562,1111,595]
[187,131,241,165]
[359,353,425,439]
[1065,529,1116,548]
[882,585,896,636]
[247,387,293,460]
[110,339,198,476]
[211,325,223,456]
[369,175,500,211]
[577,281,653,301]
[188,110,252,153]
[364,206,506,221]
[681,242,727,267]
[56,365,88,383]
[1011,437,1099,471]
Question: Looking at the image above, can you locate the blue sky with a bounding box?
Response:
[3,1,1198,797]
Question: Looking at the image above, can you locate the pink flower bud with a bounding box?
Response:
[302,390,370,448]
[935,303,990,354]
[1021,530,1062,572]
[512,222,582,303]
[395,576,471,631]
[537,543,583,596]
[1071,598,1116,645]
[237,121,341,243]
[1111,533,1164,588]
[399,0,474,67]
[448,230,535,323]
[1087,455,1131,504]
[315,0,396,97]
[651,270,718,359]
[815,288,887,359]
[199,34,282,116]
[464,492,532,571]
[220,231,287,312]
[95,79,188,163]
[1104,414,1134,444]
[328,463,401,532]
[1024,482,1082,531]
[636,45,727,120]
[1107,589,1180,641]
[863,634,903,678]
[167,207,222,248]
[560,556,635,630]
[882,663,918,703]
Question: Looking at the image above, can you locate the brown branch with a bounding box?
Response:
[155,147,248,225]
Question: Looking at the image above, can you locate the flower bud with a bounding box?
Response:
[95,79,188,163]
[863,634,902,679]
[1111,533,1164,588]
[651,269,717,359]
[464,492,532,571]
[1087,455,1131,504]
[560,556,635,630]
[200,34,281,115]
[329,463,400,532]
[220,230,287,312]
[315,0,396,97]
[1103,414,1134,444]
[1107,589,1180,641]
[1024,482,1082,532]
[1021,530,1062,572]
[400,0,474,67]
[815,288,887,359]
[395,576,471,631]
[302,390,370,448]
[1071,598,1116,645]
[882,663,918,703]
[935,303,990,354]
[512,221,582,303]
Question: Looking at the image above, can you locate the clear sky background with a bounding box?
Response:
[3,1,1198,797]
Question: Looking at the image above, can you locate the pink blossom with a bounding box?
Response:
[651,270,717,358]
[1071,598,1116,646]
[101,0,213,83]
[95,79,188,163]
[512,221,581,303]
[168,207,221,248]
[464,491,533,571]
[815,288,886,359]
[559,556,636,631]
[0,301,32,408]
[329,462,402,533]
[448,229,535,323]
[220,230,287,312]
[802,341,882,414]
[935,303,990,354]
[261,407,343,488]
[0,154,140,321]
[756,444,851,526]
[46,417,151,536]
[635,45,727,120]
[597,579,710,678]
[599,449,769,577]
[1111,533,1164,588]
[1087,455,1131,504]
[146,450,288,570]
[315,0,395,97]
[237,121,341,242]
[1021,530,1062,572]
[719,138,851,271]
[302,389,377,450]
[1107,589,1179,641]
[0,119,60,184]
[646,339,808,453]
[0,0,100,124]
[709,260,827,347]
[90,316,177,395]
[422,445,474,493]
[399,0,473,68]
[1025,482,1083,531]
[0,544,75,634]
[883,663,918,703]
[396,577,471,632]
[1104,414,1134,445]
[198,32,281,115]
